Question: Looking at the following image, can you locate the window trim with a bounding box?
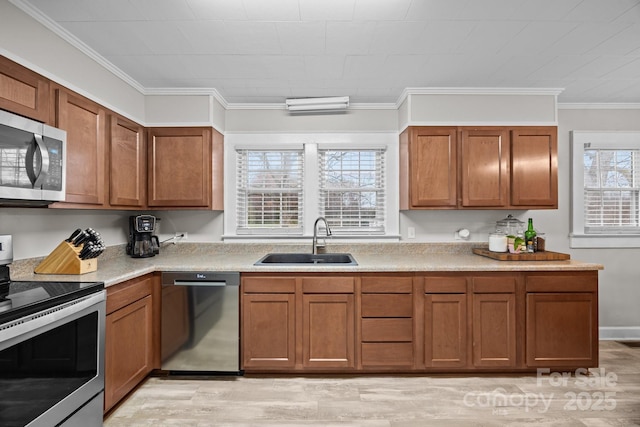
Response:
[223,133,399,241]
[570,131,640,248]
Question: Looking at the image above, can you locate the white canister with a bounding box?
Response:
[488,233,508,252]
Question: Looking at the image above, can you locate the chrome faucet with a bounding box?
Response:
[312,217,332,254]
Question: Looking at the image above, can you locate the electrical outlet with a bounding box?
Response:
[174,232,188,242]
[407,227,416,239]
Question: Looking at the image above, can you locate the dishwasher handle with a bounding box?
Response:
[173,280,228,287]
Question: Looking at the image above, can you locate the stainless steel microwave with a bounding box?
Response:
[0,109,66,206]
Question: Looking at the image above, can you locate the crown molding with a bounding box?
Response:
[144,87,229,109]
[9,0,147,94]
[558,103,640,110]
[398,87,564,103]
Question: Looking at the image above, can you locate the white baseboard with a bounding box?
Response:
[599,327,640,340]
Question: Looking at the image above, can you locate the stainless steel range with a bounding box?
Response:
[0,236,105,427]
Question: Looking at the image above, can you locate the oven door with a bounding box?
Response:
[0,290,105,427]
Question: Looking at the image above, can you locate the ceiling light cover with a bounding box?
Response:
[285,96,349,112]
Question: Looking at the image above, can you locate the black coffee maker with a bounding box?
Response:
[126,215,160,258]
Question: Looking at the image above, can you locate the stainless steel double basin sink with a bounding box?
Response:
[254,253,357,265]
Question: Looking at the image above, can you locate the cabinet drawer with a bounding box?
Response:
[361,276,413,293]
[472,276,516,293]
[106,276,153,315]
[242,277,296,293]
[361,294,412,317]
[361,343,414,367]
[302,277,354,293]
[525,273,598,293]
[362,318,413,342]
[424,276,467,293]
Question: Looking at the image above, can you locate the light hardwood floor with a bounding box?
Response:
[104,341,640,426]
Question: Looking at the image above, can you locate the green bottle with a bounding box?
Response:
[525,218,536,253]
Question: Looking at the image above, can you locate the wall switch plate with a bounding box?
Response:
[0,235,13,265]
[407,227,416,239]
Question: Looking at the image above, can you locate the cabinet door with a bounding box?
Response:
[461,128,509,207]
[147,127,212,207]
[109,115,146,207]
[511,127,558,208]
[55,88,106,205]
[302,294,355,369]
[472,293,516,367]
[0,55,50,123]
[105,295,153,412]
[242,293,295,369]
[409,127,458,207]
[424,293,467,368]
[526,292,597,368]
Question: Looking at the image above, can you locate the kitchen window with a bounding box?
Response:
[319,149,385,235]
[571,131,640,248]
[236,149,304,235]
[224,133,399,240]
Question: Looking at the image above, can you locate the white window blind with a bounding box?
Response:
[583,147,640,233]
[318,149,386,234]
[236,149,304,234]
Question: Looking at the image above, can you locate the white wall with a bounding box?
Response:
[225,108,398,133]
[409,92,558,125]
[558,108,640,339]
[0,208,223,260]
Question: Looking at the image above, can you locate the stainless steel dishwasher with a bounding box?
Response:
[160,271,240,374]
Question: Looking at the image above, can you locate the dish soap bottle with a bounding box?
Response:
[525,218,537,253]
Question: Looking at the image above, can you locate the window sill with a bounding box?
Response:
[570,233,640,248]
[222,234,401,243]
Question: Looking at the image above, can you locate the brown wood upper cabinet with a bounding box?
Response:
[511,128,558,207]
[147,127,224,209]
[461,128,509,207]
[53,86,107,206]
[0,55,50,123]
[400,127,458,208]
[109,115,146,208]
[400,126,557,210]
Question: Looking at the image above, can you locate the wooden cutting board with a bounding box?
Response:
[473,248,570,261]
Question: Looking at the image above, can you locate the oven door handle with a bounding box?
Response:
[173,281,228,287]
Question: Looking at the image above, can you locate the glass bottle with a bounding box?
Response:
[525,218,537,253]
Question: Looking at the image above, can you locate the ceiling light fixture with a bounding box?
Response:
[285,96,349,112]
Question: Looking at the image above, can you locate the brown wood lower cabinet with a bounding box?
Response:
[525,272,599,368]
[240,271,599,374]
[471,276,517,368]
[360,274,414,369]
[241,274,355,372]
[423,276,468,368]
[302,293,355,369]
[242,293,296,369]
[104,274,159,413]
[241,276,296,370]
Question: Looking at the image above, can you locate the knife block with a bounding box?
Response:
[35,241,98,275]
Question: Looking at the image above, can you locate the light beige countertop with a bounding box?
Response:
[9,243,604,287]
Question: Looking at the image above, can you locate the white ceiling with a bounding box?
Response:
[13,0,640,106]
